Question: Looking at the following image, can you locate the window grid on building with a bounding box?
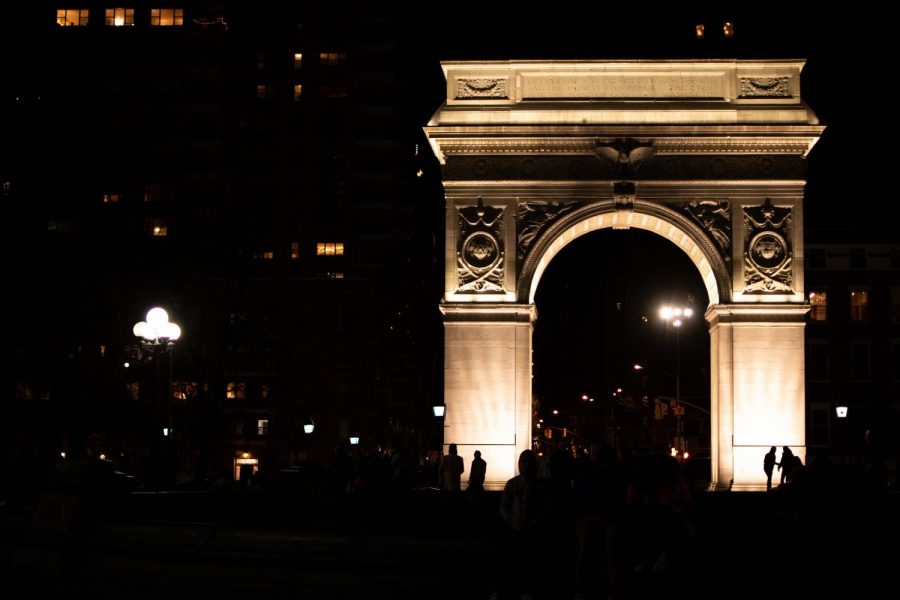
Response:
[809,291,827,321]
[226,382,245,399]
[257,419,269,436]
[850,289,869,321]
[319,52,347,66]
[316,242,344,256]
[57,9,90,26]
[105,8,135,26]
[150,8,184,26]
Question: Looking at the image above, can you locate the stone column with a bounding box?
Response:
[440,303,535,490]
[707,304,808,490]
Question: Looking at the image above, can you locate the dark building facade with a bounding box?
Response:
[804,234,900,473]
[6,1,441,488]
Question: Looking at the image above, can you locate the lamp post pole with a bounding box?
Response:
[134,307,181,441]
[657,305,693,453]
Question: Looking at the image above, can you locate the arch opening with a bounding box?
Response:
[520,200,729,308]
[532,227,712,470]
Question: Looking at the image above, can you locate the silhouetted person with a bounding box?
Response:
[764,446,777,491]
[467,449,486,492]
[779,446,795,485]
[494,449,552,600]
[438,443,464,491]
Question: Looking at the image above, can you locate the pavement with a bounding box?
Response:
[2,487,898,599]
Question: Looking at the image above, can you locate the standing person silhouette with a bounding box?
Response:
[438,443,464,491]
[763,446,777,491]
[468,450,486,492]
[778,446,795,485]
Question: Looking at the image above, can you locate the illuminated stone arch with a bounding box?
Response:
[518,199,730,307]
[426,60,823,490]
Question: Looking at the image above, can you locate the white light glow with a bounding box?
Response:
[433,405,446,417]
[660,306,672,320]
[836,406,848,418]
[349,436,360,445]
[303,423,315,434]
[146,307,169,327]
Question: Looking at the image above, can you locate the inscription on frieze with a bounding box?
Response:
[521,74,726,99]
[457,198,505,293]
[742,198,793,293]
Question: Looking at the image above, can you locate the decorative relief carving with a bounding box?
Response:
[742,198,793,293]
[516,201,581,261]
[456,78,508,99]
[457,198,505,293]
[739,77,791,98]
[594,139,655,177]
[443,155,807,182]
[681,200,731,256]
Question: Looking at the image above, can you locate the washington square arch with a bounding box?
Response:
[424,60,824,491]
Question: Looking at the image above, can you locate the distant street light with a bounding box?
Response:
[836,405,848,418]
[133,307,181,439]
[432,403,446,418]
[303,417,316,434]
[349,435,360,446]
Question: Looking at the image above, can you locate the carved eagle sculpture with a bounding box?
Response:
[594,138,655,176]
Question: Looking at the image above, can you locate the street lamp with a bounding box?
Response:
[133,307,181,439]
[657,304,693,452]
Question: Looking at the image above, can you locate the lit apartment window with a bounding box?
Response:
[226,382,245,399]
[150,8,183,26]
[148,218,168,237]
[257,84,272,99]
[253,251,274,260]
[57,9,89,26]
[293,84,302,101]
[316,242,344,256]
[319,52,347,66]
[173,381,197,401]
[294,53,303,68]
[102,193,121,203]
[850,289,869,321]
[257,419,269,436]
[809,291,827,321]
[695,24,705,39]
[125,382,140,402]
[105,8,134,26]
[291,242,300,260]
[723,22,734,38]
[99,344,106,357]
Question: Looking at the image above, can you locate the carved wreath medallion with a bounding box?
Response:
[742,199,793,293]
[457,199,505,293]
